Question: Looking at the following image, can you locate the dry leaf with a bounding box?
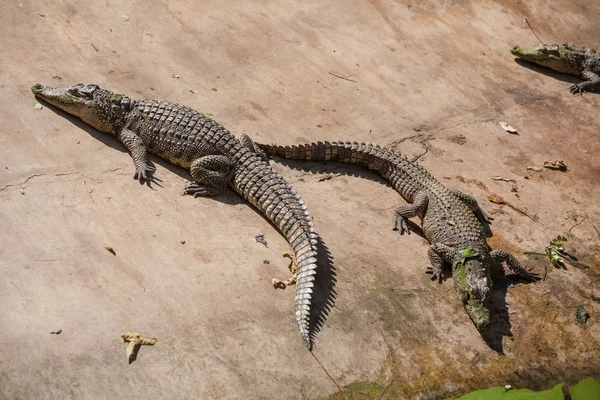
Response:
[20,185,25,195]
[172,74,180,79]
[121,332,157,364]
[527,166,545,172]
[34,102,43,110]
[272,253,297,289]
[543,160,567,170]
[487,194,506,205]
[499,121,518,134]
[104,246,116,255]
[122,15,129,22]
[254,234,268,248]
[180,240,185,245]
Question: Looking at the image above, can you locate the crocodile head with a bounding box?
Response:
[452,249,492,331]
[510,44,578,74]
[31,83,131,134]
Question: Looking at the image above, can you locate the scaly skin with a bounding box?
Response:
[32,83,319,349]
[259,141,539,331]
[510,43,600,94]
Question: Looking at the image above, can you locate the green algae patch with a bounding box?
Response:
[344,381,384,396]
[570,377,600,400]
[447,383,564,400]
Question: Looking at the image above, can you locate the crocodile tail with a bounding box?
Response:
[258,141,437,199]
[232,150,318,350]
[258,140,403,168]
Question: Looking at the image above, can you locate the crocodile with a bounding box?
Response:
[31,83,319,349]
[510,43,600,94]
[258,141,539,331]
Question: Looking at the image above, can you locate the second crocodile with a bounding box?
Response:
[259,141,539,331]
[510,43,600,94]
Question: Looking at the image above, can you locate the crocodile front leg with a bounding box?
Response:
[117,128,154,181]
[427,243,456,282]
[490,249,539,281]
[569,70,600,94]
[450,189,492,224]
[393,191,428,234]
[183,155,233,197]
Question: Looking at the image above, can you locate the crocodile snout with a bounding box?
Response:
[31,83,45,94]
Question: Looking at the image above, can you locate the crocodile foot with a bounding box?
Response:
[569,83,585,95]
[182,183,223,197]
[392,216,412,235]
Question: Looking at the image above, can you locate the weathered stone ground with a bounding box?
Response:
[1,0,599,398]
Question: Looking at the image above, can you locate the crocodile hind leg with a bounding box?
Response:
[427,243,456,282]
[490,249,539,281]
[235,132,268,161]
[450,189,492,224]
[183,155,233,197]
[569,70,600,94]
[392,191,428,234]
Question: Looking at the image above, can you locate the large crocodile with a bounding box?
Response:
[510,43,600,94]
[258,141,539,331]
[32,83,319,349]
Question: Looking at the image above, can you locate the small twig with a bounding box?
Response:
[90,43,99,52]
[377,376,397,400]
[524,18,544,44]
[568,217,585,239]
[311,352,345,396]
[328,72,358,84]
[420,372,431,400]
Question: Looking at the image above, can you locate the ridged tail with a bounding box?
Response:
[257,141,436,199]
[231,151,318,349]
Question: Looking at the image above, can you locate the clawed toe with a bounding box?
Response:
[393,218,412,235]
[569,84,584,95]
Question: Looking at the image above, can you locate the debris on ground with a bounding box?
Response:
[487,194,538,221]
[19,185,25,195]
[499,121,519,134]
[543,160,568,171]
[104,246,116,256]
[122,15,129,22]
[179,240,185,245]
[272,252,297,289]
[172,74,180,79]
[34,102,42,110]
[576,305,589,324]
[254,234,268,248]
[527,166,545,172]
[263,260,270,264]
[50,329,62,335]
[491,176,515,182]
[121,332,157,364]
[527,161,568,173]
[591,295,600,303]
[544,235,590,269]
[318,175,333,182]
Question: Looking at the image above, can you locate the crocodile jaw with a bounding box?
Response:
[510,45,575,74]
[454,257,492,331]
[32,83,119,134]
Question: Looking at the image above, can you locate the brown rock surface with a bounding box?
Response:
[0,0,599,398]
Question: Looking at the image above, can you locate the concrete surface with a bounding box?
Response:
[1,0,599,398]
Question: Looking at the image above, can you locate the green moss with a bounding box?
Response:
[109,94,123,102]
[447,383,564,400]
[344,381,384,396]
[570,377,600,400]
